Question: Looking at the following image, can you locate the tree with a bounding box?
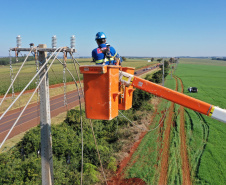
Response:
[169,57,175,63]
[121,57,126,61]
[157,58,163,62]
[151,57,154,62]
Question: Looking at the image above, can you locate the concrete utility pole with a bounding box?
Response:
[38,44,54,185]
[162,59,164,86]
[9,37,76,185]
[171,65,173,79]
[176,59,178,69]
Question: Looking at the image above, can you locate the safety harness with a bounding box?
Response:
[95,44,120,65]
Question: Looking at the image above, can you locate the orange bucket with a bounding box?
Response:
[80,65,120,120]
[118,67,135,110]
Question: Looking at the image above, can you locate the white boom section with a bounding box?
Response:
[210,106,226,123]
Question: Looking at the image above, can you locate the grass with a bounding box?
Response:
[124,58,226,184]
[122,59,158,69]
[0,58,89,95]
[0,83,82,114]
[174,58,226,184]
[166,76,182,185]
[0,58,158,95]
[139,68,160,79]
[124,76,176,184]
[0,58,157,113]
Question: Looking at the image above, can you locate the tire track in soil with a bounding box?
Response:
[177,76,191,185]
[158,76,178,185]
[156,109,168,167]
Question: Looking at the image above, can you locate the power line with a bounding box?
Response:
[0,47,62,122]
[0,50,32,107]
[0,47,63,149]
[56,56,84,184]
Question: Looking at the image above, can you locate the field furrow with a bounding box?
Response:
[177,76,191,185]
[158,76,178,184]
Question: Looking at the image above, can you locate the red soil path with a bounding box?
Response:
[108,131,147,185]
[158,76,178,185]
[156,108,168,170]
[177,77,191,185]
[108,105,159,185]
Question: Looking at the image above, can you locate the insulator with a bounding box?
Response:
[71,35,75,49]
[52,35,57,48]
[16,35,22,48]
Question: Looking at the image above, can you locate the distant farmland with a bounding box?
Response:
[0,58,157,95]
[175,58,226,184]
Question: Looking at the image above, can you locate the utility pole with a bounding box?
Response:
[171,65,173,79]
[38,44,54,185]
[9,36,76,184]
[162,59,164,86]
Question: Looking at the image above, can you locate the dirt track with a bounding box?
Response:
[108,107,159,185]
[177,76,191,185]
[108,74,192,185]
[158,76,191,184]
[158,76,178,185]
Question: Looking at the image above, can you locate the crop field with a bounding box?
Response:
[175,58,226,184]
[0,58,157,95]
[124,71,178,184]
[123,58,226,184]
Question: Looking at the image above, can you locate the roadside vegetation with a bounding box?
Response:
[0,76,155,184]
[0,56,35,65]
[0,59,159,184]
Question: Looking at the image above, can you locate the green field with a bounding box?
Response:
[124,69,177,184]
[124,58,226,184]
[175,58,226,184]
[0,58,157,95]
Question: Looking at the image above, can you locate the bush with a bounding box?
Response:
[0,56,35,65]
[132,89,152,110]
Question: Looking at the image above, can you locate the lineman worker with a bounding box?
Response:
[92,32,122,65]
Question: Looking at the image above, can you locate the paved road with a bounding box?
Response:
[0,65,159,141]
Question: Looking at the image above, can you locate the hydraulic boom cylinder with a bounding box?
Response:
[119,71,226,123]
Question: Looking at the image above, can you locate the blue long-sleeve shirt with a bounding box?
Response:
[92,43,122,65]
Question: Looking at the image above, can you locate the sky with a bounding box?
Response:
[0,0,226,57]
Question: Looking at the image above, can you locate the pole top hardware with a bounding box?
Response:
[10,46,76,53]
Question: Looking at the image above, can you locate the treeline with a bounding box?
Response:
[211,57,226,61]
[156,58,178,63]
[0,56,35,65]
[146,60,170,83]
[0,78,155,184]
